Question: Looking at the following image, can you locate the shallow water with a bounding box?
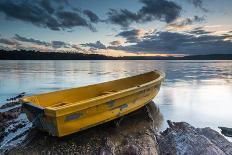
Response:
[0,60,231,133]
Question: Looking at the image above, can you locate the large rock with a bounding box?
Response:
[6,102,162,155]
[156,120,232,155]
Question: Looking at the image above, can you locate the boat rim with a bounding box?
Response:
[21,70,165,114]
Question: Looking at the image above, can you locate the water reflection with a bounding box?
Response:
[0,60,231,132]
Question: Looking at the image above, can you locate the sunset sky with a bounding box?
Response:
[0,0,232,56]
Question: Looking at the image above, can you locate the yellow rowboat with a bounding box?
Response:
[21,71,165,137]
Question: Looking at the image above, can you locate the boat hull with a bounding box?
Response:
[22,71,164,137]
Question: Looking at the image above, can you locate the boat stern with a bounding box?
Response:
[22,102,58,136]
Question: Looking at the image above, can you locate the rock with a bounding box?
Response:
[218,127,232,137]
[99,102,161,155]
[6,92,25,102]
[124,145,139,155]
[0,102,22,145]
[0,106,21,124]
[0,106,22,137]
[157,120,232,155]
[0,101,20,109]
[99,147,113,155]
[7,101,162,155]
[15,122,26,129]
[4,100,232,155]
[198,127,232,154]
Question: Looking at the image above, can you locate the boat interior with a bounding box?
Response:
[21,71,161,109]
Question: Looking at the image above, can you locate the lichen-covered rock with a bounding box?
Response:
[157,120,232,155]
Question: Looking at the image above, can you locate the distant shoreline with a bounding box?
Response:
[0,50,231,60]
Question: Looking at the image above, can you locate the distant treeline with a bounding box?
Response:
[0,50,114,60]
[0,50,231,60]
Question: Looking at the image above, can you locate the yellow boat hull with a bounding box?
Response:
[21,71,164,137]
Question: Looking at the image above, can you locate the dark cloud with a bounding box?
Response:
[223,34,232,41]
[107,0,182,28]
[81,41,106,49]
[0,0,99,31]
[51,41,70,48]
[0,34,88,52]
[167,16,205,29]
[0,38,19,45]
[116,29,142,43]
[14,34,50,46]
[188,27,211,35]
[83,10,100,23]
[56,11,96,31]
[39,0,54,14]
[107,9,139,27]
[187,0,208,12]
[110,29,232,55]
[110,40,122,46]
[0,0,60,30]
[138,0,182,23]
[14,34,73,49]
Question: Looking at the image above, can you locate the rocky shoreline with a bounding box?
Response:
[1,98,232,155]
[157,121,232,155]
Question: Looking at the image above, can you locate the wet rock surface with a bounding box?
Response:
[0,102,22,140]
[157,120,232,155]
[0,94,32,153]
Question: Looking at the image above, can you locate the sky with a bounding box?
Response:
[0,0,232,56]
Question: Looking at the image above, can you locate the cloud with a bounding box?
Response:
[0,38,19,45]
[0,0,99,31]
[107,9,139,28]
[116,29,143,43]
[39,0,54,14]
[188,27,211,35]
[187,0,208,12]
[81,41,106,49]
[138,0,182,23]
[83,10,100,23]
[51,41,70,48]
[110,40,123,46]
[0,34,90,52]
[223,34,232,41]
[0,0,61,31]
[107,0,182,28]
[56,11,96,31]
[166,16,205,30]
[110,28,232,55]
[71,44,82,50]
[14,34,50,46]
[14,34,74,49]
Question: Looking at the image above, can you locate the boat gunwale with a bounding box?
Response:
[44,70,165,117]
[21,70,164,116]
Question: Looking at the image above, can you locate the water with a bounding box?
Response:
[0,60,231,133]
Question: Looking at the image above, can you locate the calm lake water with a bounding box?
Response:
[0,60,231,132]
